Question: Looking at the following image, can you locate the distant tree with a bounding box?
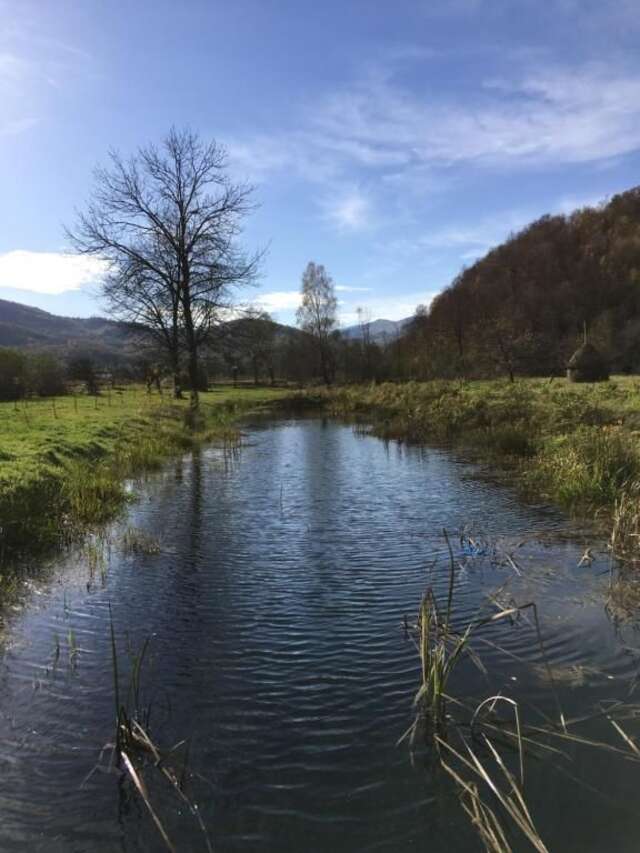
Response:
[240,307,278,385]
[296,262,338,384]
[68,127,260,414]
[67,355,99,395]
[356,306,374,381]
[27,353,67,397]
[0,349,27,401]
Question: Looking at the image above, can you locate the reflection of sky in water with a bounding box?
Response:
[0,417,638,853]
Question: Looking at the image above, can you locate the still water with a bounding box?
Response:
[1,417,640,852]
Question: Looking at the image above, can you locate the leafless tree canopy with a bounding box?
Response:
[296,262,338,384]
[67,127,260,408]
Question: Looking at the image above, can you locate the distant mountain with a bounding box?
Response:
[0,298,306,366]
[340,317,412,342]
[0,298,138,363]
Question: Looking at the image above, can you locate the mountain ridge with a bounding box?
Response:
[339,317,412,341]
[0,296,409,354]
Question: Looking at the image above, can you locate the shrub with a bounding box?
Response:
[0,348,27,400]
[28,354,67,397]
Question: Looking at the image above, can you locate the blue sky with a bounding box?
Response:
[2,0,640,327]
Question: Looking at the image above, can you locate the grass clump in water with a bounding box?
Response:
[88,606,214,853]
[403,532,640,852]
[121,527,161,556]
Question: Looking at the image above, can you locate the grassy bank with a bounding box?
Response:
[304,378,640,554]
[0,385,291,568]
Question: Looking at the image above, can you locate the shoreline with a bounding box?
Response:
[0,385,293,576]
[5,376,640,582]
[300,378,640,560]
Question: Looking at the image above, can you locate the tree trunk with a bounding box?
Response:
[319,340,331,385]
[171,306,183,399]
[180,279,200,413]
[172,371,182,399]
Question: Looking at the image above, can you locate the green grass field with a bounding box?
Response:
[0,384,291,565]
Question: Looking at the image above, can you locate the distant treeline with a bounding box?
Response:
[6,184,640,392]
[292,185,640,383]
[0,349,68,400]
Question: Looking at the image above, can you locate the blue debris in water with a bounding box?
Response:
[459,537,488,557]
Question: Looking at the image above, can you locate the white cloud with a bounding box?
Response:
[321,188,373,231]
[0,250,108,295]
[335,285,372,293]
[255,290,302,313]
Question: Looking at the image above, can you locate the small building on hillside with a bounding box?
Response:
[566,340,609,383]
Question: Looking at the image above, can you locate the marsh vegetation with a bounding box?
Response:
[309,377,640,558]
[1,417,639,852]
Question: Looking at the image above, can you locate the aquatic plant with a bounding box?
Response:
[121,526,162,556]
[403,534,640,852]
[103,605,213,853]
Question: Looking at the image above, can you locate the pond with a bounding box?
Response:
[0,416,639,852]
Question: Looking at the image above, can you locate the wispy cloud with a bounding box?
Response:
[0,15,93,137]
[553,192,608,215]
[313,62,640,169]
[0,251,108,295]
[231,56,640,195]
[402,189,611,263]
[321,187,373,231]
[419,213,531,256]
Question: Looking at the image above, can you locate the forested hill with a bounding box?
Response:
[0,298,135,359]
[0,298,307,372]
[405,187,640,378]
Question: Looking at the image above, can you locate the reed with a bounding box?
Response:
[121,527,162,556]
[438,733,548,853]
[104,606,213,853]
[404,533,640,851]
[610,480,640,564]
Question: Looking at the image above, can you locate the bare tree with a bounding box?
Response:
[101,244,184,396]
[67,127,260,412]
[356,305,374,381]
[296,262,337,384]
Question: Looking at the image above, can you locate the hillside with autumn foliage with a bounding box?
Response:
[398,188,640,379]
